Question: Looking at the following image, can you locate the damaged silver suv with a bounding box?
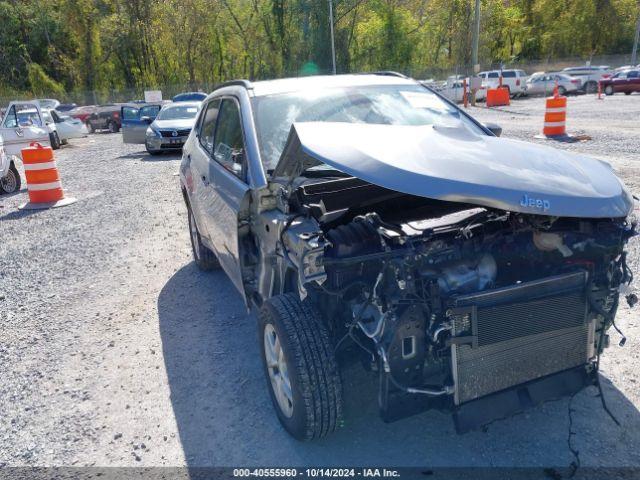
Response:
[179,73,638,440]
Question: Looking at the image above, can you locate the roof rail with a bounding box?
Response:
[369,71,409,79]
[212,79,253,91]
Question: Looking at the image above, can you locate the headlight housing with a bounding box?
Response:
[146,127,160,138]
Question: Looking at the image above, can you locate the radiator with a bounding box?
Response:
[449,271,594,405]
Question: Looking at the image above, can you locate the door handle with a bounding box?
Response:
[15,128,23,137]
[201,175,209,186]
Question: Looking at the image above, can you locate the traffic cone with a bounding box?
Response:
[18,142,77,210]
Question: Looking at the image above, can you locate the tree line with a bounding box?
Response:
[1,0,638,101]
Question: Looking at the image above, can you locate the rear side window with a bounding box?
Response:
[213,99,245,179]
[488,72,499,78]
[199,99,220,154]
[502,71,515,78]
[628,71,639,78]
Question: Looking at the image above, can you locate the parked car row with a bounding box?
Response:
[428,63,640,103]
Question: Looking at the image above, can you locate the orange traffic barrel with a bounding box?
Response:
[19,142,76,210]
[486,87,510,107]
[543,91,567,137]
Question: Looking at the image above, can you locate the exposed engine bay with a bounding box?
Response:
[251,175,638,431]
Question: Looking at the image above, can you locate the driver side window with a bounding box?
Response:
[213,99,246,180]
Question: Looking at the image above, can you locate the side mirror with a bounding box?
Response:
[141,116,152,124]
[483,122,502,137]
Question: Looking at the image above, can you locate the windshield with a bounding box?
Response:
[252,84,484,170]
[157,105,199,120]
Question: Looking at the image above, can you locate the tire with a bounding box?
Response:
[187,205,220,270]
[557,85,566,96]
[585,81,598,94]
[259,293,343,440]
[50,131,60,150]
[86,121,94,134]
[625,91,632,95]
[604,85,614,96]
[0,162,21,194]
[108,121,119,133]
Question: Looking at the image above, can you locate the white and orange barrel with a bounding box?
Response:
[22,142,65,204]
[543,88,567,137]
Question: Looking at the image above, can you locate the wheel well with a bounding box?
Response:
[283,268,298,293]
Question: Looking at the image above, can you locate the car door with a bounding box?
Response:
[527,76,541,95]
[188,99,220,240]
[627,70,640,92]
[122,105,161,143]
[0,101,50,157]
[201,97,251,296]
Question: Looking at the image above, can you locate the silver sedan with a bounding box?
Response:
[526,73,582,96]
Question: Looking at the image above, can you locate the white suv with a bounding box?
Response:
[478,69,528,97]
[561,66,613,93]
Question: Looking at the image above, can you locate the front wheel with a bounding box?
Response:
[259,293,343,440]
[604,85,614,96]
[0,163,21,194]
[86,121,94,134]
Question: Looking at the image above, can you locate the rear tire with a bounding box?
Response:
[604,85,614,96]
[0,162,21,194]
[625,91,632,95]
[50,131,60,150]
[187,205,220,270]
[557,85,566,95]
[259,293,343,440]
[108,121,119,133]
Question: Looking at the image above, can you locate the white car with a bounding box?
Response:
[0,101,50,194]
[525,72,582,96]
[561,66,612,93]
[0,137,21,194]
[42,109,88,144]
[432,76,487,103]
[478,69,528,97]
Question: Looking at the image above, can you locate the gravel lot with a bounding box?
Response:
[1,94,639,471]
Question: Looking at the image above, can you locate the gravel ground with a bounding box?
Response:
[0,94,639,472]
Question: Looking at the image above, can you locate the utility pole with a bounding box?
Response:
[632,8,640,65]
[471,0,481,74]
[329,0,337,74]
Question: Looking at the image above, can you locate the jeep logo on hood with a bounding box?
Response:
[520,194,551,212]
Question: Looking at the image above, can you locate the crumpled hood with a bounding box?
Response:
[274,121,633,218]
[152,118,195,130]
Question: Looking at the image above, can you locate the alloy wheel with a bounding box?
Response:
[263,323,294,418]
